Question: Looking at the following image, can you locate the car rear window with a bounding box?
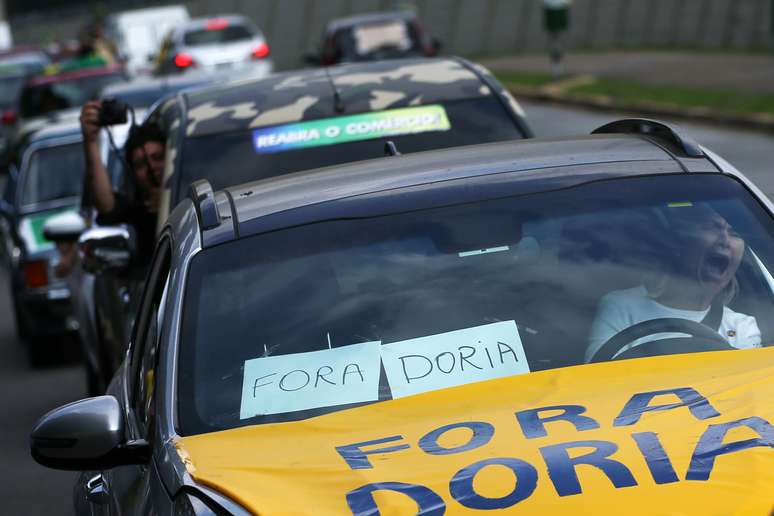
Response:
[178,174,774,435]
[183,23,254,46]
[174,96,525,206]
[21,142,83,207]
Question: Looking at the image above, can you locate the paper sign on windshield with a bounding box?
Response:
[252,104,451,154]
[381,321,529,399]
[354,21,411,55]
[240,341,382,419]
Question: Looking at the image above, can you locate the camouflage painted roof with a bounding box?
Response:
[182,58,496,138]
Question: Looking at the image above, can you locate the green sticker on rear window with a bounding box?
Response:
[252,104,451,154]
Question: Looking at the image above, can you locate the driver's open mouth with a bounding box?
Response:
[704,250,731,278]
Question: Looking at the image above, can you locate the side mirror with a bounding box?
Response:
[43,211,85,242]
[79,225,135,274]
[30,395,149,470]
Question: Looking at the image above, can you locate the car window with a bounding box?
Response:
[20,73,127,118]
[174,96,525,206]
[178,173,774,435]
[20,142,84,208]
[0,74,26,107]
[130,239,171,438]
[183,23,254,46]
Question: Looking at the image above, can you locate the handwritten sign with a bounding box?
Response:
[381,321,529,399]
[239,341,382,419]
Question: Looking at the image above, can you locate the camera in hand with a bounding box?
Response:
[98,98,129,126]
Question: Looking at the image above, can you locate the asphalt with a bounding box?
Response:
[481,51,774,131]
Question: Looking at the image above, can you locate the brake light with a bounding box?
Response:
[206,18,230,31]
[23,260,48,288]
[1,109,16,125]
[174,53,195,69]
[251,42,270,59]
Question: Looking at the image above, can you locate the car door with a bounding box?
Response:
[80,237,172,515]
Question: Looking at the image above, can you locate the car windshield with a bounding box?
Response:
[20,72,126,118]
[334,19,420,60]
[175,97,524,205]
[183,23,254,46]
[21,142,84,207]
[178,174,774,435]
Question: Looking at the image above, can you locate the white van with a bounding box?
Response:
[105,5,190,76]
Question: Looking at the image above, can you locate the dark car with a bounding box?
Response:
[3,66,128,172]
[80,56,532,392]
[0,49,51,163]
[19,65,127,120]
[31,120,774,514]
[0,120,84,364]
[306,10,440,66]
[99,73,216,111]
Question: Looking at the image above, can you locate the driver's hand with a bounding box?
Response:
[79,101,102,143]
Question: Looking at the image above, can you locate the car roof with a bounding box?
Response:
[26,65,124,86]
[101,74,213,96]
[183,57,495,137]
[27,119,81,144]
[326,11,416,32]
[220,134,704,239]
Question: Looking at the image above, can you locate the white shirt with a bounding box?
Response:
[585,286,761,362]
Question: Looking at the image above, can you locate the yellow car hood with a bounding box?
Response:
[178,348,774,515]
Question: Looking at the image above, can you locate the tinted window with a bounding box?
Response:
[175,97,523,205]
[183,24,254,46]
[21,142,84,206]
[178,174,774,435]
[20,73,127,118]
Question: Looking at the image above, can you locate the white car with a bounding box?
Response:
[105,5,191,77]
[155,14,273,78]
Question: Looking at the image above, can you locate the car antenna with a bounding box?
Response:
[384,141,401,156]
[324,66,345,113]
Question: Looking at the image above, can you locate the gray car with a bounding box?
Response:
[30,119,774,514]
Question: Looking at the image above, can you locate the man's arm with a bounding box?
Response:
[80,101,115,214]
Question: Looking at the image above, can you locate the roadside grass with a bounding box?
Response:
[566,79,774,116]
[493,71,774,117]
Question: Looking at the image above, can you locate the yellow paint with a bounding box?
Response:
[179,348,774,515]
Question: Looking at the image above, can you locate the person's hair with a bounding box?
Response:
[121,122,166,199]
[124,122,165,166]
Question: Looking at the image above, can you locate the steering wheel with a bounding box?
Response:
[589,318,735,363]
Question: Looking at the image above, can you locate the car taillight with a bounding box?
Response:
[174,53,195,69]
[23,260,48,288]
[1,109,16,125]
[251,42,270,59]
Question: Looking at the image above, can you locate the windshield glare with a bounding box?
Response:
[21,142,84,207]
[178,174,774,435]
